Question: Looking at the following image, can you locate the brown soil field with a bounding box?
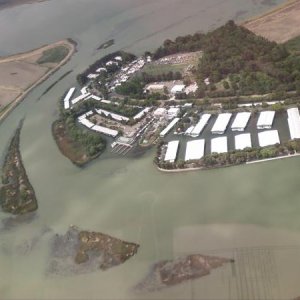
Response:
[0,39,76,122]
[243,0,300,43]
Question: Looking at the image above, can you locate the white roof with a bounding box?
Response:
[96,108,129,122]
[63,87,75,110]
[231,112,251,131]
[133,107,151,120]
[147,84,165,90]
[164,140,179,162]
[257,111,275,129]
[71,93,91,105]
[90,95,102,101]
[185,126,194,135]
[211,137,228,154]
[258,130,280,147]
[191,114,211,137]
[185,140,205,161]
[154,108,167,116]
[92,125,118,137]
[171,84,185,94]
[211,113,232,134]
[79,118,95,129]
[235,133,252,150]
[287,107,300,139]
[160,118,180,137]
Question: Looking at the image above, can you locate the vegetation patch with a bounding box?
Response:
[0,123,38,215]
[37,46,69,64]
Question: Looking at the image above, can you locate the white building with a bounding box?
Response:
[231,112,251,131]
[191,114,211,137]
[92,125,119,137]
[258,130,280,147]
[71,93,91,105]
[287,107,300,140]
[96,108,129,122]
[63,87,76,110]
[211,113,232,134]
[146,84,166,94]
[167,107,180,119]
[153,107,167,118]
[171,84,185,94]
[257,111,275,129]
[164,140,179,163]
[185,140,205,161]
[211,137,228,154]
[133,107,151,120]
[235,133,252,150]
[160,118,180,137]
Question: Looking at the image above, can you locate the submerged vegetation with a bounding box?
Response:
[0,124,38,215]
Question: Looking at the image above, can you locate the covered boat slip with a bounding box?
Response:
[164,140,179,162]
[258,130,280,147]
[160,118,180,137]
[185,140,205,161]
[257,111,275,129]
[211,137,228,154]
[287,107,300,140]
[231,112,251,131]
[235,133,252,150]
[211,113,232,134]
[190,114,211,137]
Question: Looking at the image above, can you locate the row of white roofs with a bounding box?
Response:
[164,131,281,162]
[78,113,119,137]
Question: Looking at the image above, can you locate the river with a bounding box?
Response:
[0,0,299,299]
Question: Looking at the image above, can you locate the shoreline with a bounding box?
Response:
[156,153,300,174]
[0,0,48,12]
[0,39,77,124]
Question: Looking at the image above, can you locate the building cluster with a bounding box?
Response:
[108,57,147,92]
[163,108,300,163]
[145,82,198,96]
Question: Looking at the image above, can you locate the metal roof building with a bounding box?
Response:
[171,84,185,94]
[96,108,129,122]
[235,133,252,150]
[258,130,280,147]
[257,111,275,129]
[185,140,205,161]
[287,107,300,140]
[211,113,232,134]
[71,93,91,105]
[92,125,119,137]
[63,87,75,110]
[160,118,180,137]
[164,140,179,163]
[191,114,211,137]
[211,137,228,154]
[231,112,251,131]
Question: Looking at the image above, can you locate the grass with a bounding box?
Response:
[140,63,187,76]
[37,46,69,64]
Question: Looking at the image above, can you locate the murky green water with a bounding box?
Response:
[1,0,300,299]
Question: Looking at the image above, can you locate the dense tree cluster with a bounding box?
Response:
[197,21,300,95]
[153,33,205,59]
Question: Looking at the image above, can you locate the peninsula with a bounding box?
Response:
[0,39,76,123]
[54,19,300,171]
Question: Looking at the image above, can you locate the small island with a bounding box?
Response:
[48,226,139,276]
[0,124,38,215]
[135,254,233,292]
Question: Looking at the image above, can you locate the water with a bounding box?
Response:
[1,0,299,299]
